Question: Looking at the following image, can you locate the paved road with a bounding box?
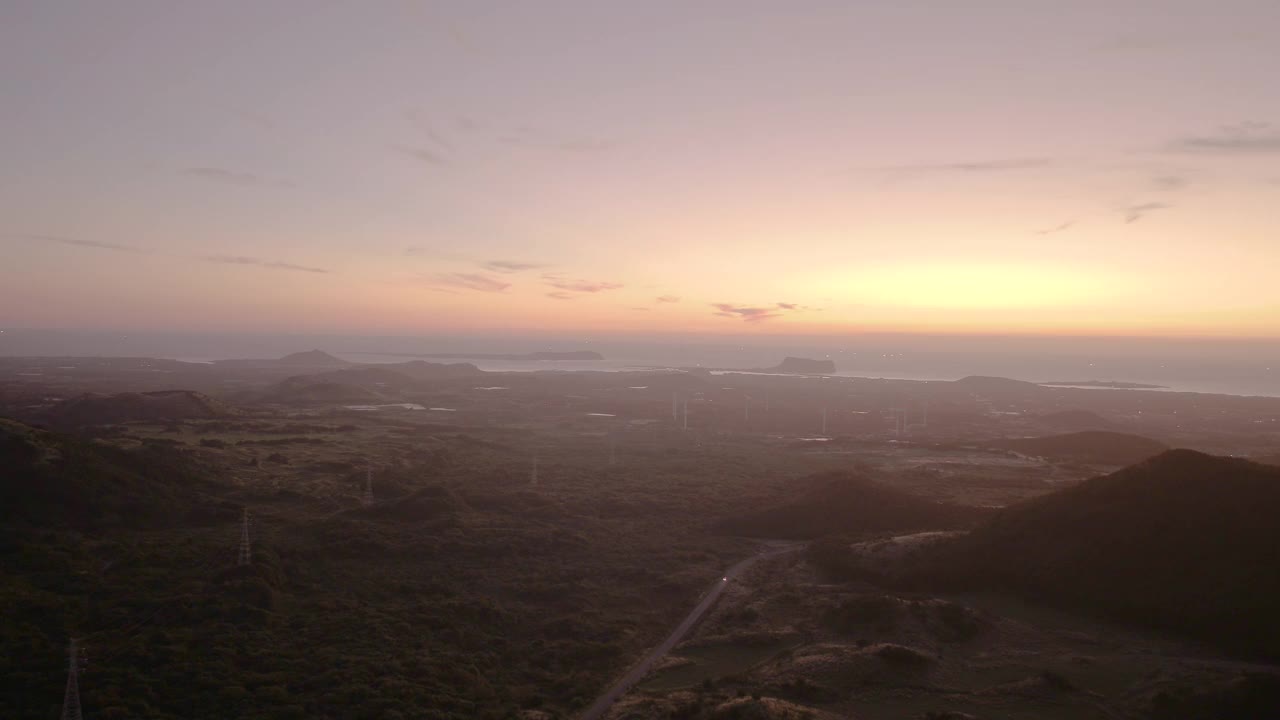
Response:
[578,546,798,720]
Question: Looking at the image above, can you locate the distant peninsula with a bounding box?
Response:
[661,356,837,376]
[353,350,604,362]
[1040,380,1167,389]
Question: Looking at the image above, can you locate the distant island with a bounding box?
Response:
[660,356,837,376]
[1040,380,1167,389]
[213,349,349,367]
[351,350,604,362]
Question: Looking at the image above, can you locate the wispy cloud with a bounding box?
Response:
[878,157,1053,174]
[1123,202,1172,224]
[1151,174,1190,191]
[421,272,510,293]
[1168,123,1280,154]
[398,145,450,166]
[183,167,289,187]
[711,302,813,323]
[655,295,682,304]
[483,259,542,273]
[544,275,623,293]
[1036,220,1076,235]
[405,110,455,152]
[556,138,617,153]
[713,304,782,323]
[545,291,574,300]
[18,234,333,275]
[204,255,328,273]
[488,124,617,154]
[17,234,146,253]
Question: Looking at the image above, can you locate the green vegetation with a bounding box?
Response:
[915,450,1280,659]
[716,471,988,540]
[990,430,1169,466]
[1,416,839,719]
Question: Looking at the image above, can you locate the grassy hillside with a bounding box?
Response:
[716,471,988,540]
[45,390,230,428]
[991,430,1169,465]
[0,418,230,530]
[916,450,1280,658]
[0,417,752,719]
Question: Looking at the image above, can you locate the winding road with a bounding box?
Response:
[578,546,798,720]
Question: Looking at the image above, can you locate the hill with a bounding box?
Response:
[763,357,836,374]
[991,430,1168,465]
[955,375,1044,392]
[265,367,421,405]
[1034,409,1119,431]
[277,349,348,366]
[416,350,601,361]
[382,360,485,379]
[0,418,229,530]
[46,389,230,427]
[716,471,988,539]
[916,450,1280,658]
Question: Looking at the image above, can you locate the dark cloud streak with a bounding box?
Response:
[18,234,146,253]
[204,255,328,273]
[1168,123,1280,154]
[1123,202,1172,224]
[420,272,510,293]
[544,275,623,293]
[483,260,542,273]
[877,158,1053,174]
[183,167,287,187]
[398,145,450,166]
[1036,220,1076,235]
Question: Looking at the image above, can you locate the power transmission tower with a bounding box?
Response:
[821,406,828,436]
[682,398,689,430]
[362,465,375,507]
[61,638,82,720]
[237,508,251,567]
[891,408,908,437]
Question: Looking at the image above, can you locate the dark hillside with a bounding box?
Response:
[1035,409,1119,431]
[991,430,1168,465]
[916,450,1280,658]
[717,471,989,539]
[46,389,230,427]
[0,418,230,530]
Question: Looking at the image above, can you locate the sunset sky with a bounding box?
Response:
[3,1,1279,338]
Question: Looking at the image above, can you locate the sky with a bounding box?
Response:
[2,0,1279,340]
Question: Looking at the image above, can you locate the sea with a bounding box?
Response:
[2,329,1278,398]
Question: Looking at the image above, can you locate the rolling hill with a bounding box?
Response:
[1034,409,1119,432]
[717,471,989,539]
[45,389,231,427]
[0,417,230,530]
[916,450,1280,658]
[991,430,1168,465]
